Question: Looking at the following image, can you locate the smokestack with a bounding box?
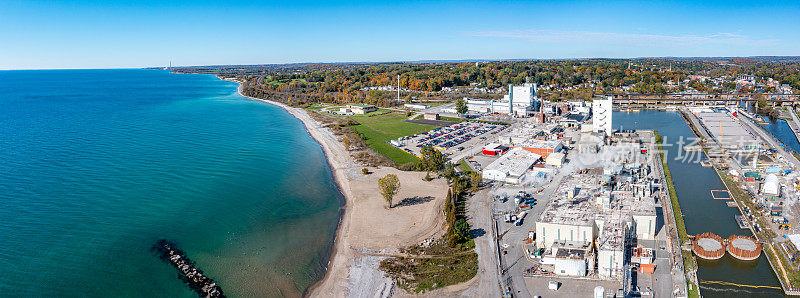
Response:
[509,84,514,117]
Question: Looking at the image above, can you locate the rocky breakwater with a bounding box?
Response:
[153,239,225,297]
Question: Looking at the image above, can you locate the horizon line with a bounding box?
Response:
[4,55,800,71]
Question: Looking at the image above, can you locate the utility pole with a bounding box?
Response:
[397,75,401,102]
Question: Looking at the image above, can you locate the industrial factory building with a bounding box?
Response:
[514,139,563,158]
[691,107,760,150]
[466,83,538,117]
[534,141,659,280]
[592,96,613,136]
[482,148,541,184]
[482,143,508,156]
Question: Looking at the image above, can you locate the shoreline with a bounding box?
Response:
[225,78,452,297]
[227,79,354,297]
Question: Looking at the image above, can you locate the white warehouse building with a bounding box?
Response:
[482,148,541,184]
[763,174,780,196]
[466,83,537,117]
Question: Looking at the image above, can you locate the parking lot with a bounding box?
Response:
[389,121,508,157]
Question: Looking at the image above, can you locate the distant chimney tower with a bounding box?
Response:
[508,84,514,116]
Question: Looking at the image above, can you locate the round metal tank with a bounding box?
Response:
[692,232,725,260]
[727,235,762,261]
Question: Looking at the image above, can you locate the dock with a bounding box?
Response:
[710,190,731,200]
[735,215,748,229]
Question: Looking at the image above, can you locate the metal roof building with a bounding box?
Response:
[482,148,541,184]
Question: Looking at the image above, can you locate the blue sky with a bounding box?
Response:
[1,0,798,69]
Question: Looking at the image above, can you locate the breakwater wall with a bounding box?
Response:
[153,239,225,297]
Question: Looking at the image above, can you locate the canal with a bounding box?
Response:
[761,116,800,153]
[613,110,783,297]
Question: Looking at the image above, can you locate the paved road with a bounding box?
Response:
[460,187,504,297]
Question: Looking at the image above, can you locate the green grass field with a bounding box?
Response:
[418,102,449,107]
[347,111,435,165]
[305,104,329,110]
[458,159,472,172]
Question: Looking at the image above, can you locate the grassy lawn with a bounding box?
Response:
[418,102,449,107]
[458,159,472,173]
[348,111,436,165]
[304,104,329,110]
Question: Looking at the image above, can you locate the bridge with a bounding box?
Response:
[601,93,800,107]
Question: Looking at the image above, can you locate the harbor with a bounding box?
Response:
[613,110,785,297]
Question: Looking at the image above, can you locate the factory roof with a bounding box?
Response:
[483,148,541,177]
[515,139,563,150]
[564,113,590,122]
[537,160,657,249]
[538,174,599,226]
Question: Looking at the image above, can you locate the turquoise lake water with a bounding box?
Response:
[0,69,343,297]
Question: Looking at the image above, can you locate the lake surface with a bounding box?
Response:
[0,69,342,297]
[614,110,783,297]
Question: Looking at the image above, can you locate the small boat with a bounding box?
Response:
[735,215,748,229]
[700,160,713,168]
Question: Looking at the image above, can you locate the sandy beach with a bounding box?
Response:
[230,80,451,297]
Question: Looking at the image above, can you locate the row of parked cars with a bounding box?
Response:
[415,121,506,149]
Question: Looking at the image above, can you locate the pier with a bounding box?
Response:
[153,240,225,298]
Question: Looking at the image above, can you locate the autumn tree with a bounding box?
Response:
[420,146,445,173]
[378,174,401,208]
[470,171,482,191]
[343,136,351,151]
[453,219,470,243]
[455,98,468,116]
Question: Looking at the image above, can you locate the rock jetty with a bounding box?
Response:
[153,239,225,298]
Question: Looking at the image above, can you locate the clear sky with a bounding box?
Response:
[1,0,798,69]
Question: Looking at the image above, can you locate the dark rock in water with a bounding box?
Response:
[153,239,225,298]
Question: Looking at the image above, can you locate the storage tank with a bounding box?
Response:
[692,232,725,260]
[727,235,762,261]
